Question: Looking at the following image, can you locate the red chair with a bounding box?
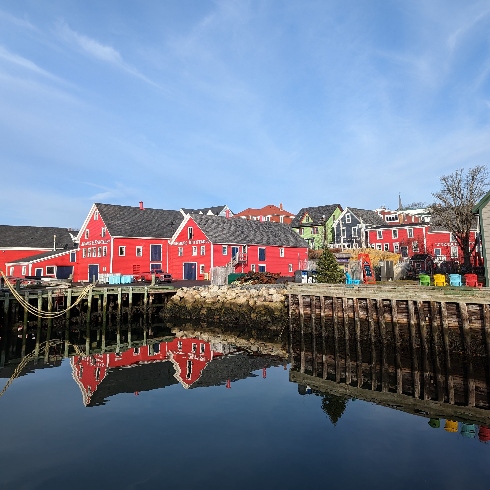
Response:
[464,274,482,288]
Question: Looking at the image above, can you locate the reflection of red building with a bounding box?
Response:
[71,338,226,405]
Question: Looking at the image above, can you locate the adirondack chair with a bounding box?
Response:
[448,274,462,286]
[419,274,430,286]
[444,420,459,433]
[433,274,447,287]
[464,273,482,288]
[345,272,361,285]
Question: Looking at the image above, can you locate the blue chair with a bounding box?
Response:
[449,274,462,286]
[345,272,361,285]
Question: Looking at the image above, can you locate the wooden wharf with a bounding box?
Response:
[287,283,490,420]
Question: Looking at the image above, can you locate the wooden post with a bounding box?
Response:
[129,286,133,322]
[408,300,420,398]
[299,295,305,373]
[320,296,327,380]
[3,293,10,332]
[391,299,402,394]
[143,287,148,325]
[367,298,377,391]
[459,302,475,407]
[117,288,122,325]
[440,301,454,404]
[376,299,388,392]
[65,289,72,358]
[484,304,490,387]
[102,289,108,335]
[45,291,53,362]
[430,301,444,401]
[354,297,362,388]
[417,301,430,400]
[34,291,42,360]
[311,296,317,376]
[21,292,29,358]
[333,297,340,383]
[343,297,351,384]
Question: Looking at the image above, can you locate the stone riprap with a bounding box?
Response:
[163,284,288,326]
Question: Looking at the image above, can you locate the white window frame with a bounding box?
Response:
[408,228,414,238]
[21,266,26,275]
[9,267,14,276]
[393,243,399,253]
[136,246,143,257]
[178,247,183,257]
[434,248,441,256]
[377,230,383,239]
[87,248,92,257]
[392,229,398,239]
[376,244,382,250]
[103,246,107,257]
[251,264,256,272]
[451,246,458,258]
[192,246,197,256]
[199,264,205,274]
[258,264,266,272]
[412,241,419,252]
[222,245,228,255]
[279,247,284,257]
[83,248,86,258]
[94,211,99,220]
[352,226,358,237]
[85,229,89,239]
[188,227,193,239]
[384,243,389,251]
[46,266,55,275]
[119,246,126,256]
[200,246,205,256]
[288,264,293,273]
[97,247,102,257]
[345,213,351,224]
[101,227,106,237]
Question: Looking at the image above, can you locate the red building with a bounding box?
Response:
[367,224,480,263]
[0,225,75,277]
[234,204,295,224]
[70,338,226,406]
[169,214,309,279]
[74,202,184,282]
[5,249,76,280]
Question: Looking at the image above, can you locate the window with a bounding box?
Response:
[412,241,419,252]
[352,227,358,237]
[101,227,106,237]
[384,243,389,251]
[312,227,318,235]
[87,248,92,257]
[451,246,458,258]
[434,248,441,256]
[97,247,101,257]
[289,264,293,273]
[178,341,182,351]
[82,248,86,258]
[178,247,183,257]
[200,264,205,274]
[192,343,197,353]
[377,230,383,239]
[103,246,107,257]
[186,360,192,379]
[150,244,162,261]
[258,265,266,272]
[9,267,14,276]
[408,228,414,238]
[21,266,26,275]
[341,228,346,237]
[258,248,266,261]
[136,246,143,257]
[200,246,205,256]
[119,246,126,256]
[46,266,55,275]
[386,214,398,222]
[70,252,76,262]
[222,246,228,255]
[92,247,96,257]
[200,343,205,354]
[401,246,408,258]
[85,230,89,239]
[279,248,284,257]
[345,213,351,224]
[94,211,99,220]
[251,264,256,272]
[242,245,247,253]
[392,229,398,239]
[192,246,197,256]
[376,244,382,250]
[188,227,193,239]
[393,243,399,253]
[134,347,140,355]
[298,228,304,235]
[280,216,284,223]
[265,216,270,221]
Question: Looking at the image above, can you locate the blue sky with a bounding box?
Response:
[1,1,489,227]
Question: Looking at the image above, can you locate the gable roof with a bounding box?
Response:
[235,204,295,218]
[473,190,490,213]
[346,207,386,226]
[95,203,184,238]
[290,204,342,227]
[187,215,308,247]
[181,205,232,217]
[0,225,75,249]
[7,249,74,264]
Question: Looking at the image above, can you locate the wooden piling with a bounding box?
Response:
[21,292,28,358]
[440,301,454,404]
[320,295,327,380]
[332,297,340,383]
[408,300,420,398]
[354,297,362,388]
[377,299,388,392]
[311,296,317,376]
[367,298,377,391]
[459,302,475,407]
[392,299,402,394]
[34,292,42,360]
[430,301,444,401]
[342,297,351,384]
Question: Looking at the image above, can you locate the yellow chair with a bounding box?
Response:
[444,420,458,433]
[433,274,447,287]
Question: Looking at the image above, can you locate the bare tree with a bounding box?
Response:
[430,165,489,268]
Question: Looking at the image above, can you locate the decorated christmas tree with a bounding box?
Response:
[316,247,345,283]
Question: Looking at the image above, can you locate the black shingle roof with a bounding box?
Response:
[348,208,386,226]
[96,203,184,238]
[0,225,75,249]
[290,204,342,227]
[190,214,309,247]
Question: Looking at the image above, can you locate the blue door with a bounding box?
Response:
[231,247,239,259]
[88,264,99,282]
[183,263,196,280]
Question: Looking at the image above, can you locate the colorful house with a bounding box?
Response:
[169,214,309,279]
[291,204,343,249]
[234,203,295,224]
[75,202,184,282]
[0,225,76,277]
[473,190,490,285]
[332,207,386,249]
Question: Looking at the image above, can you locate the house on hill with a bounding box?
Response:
[333,207,386,248]
[75,201,184,282]
[291,204,343,249]
[234,204,295,224]
[0,225,76,277]
[169,214,309,280]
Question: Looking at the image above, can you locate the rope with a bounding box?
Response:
[1,271,94,319]
[0,339,85,398]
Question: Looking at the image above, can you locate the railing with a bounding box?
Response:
[231,253,248,267]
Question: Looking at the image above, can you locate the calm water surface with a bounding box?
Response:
[0,325,489,490]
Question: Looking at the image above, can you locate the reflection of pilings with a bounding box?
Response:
[86,288,93,355]
[441,302,454,404]
[333,297,340,383]
[21,292,28,358]
[354,298,362,388]
[430,301,444,401]
[459,302,475,407]
[485,304,490,387]
[417,300,429,400]
[367,299,376,390]
[45,291,52,362]
[289,294,294,369]
[299,295,305,374]
[320,296,327,380]
[343,297,351,384]
[35,292,42,360]
[377,299,388,393]
[408,300,420,398]
[65,289,72,358]
[311,296,317,376]
[392,299,402,394]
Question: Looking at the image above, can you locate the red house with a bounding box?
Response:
[234,203,295,224]
[0,225,76,278]
[75,202,184,282]
[169,214,309,280]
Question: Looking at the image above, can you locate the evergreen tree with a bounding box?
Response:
[316,247,345,283]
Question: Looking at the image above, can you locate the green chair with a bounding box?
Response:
[419,274,430,286]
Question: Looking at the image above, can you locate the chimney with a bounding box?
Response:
[225,209,230,219]
[139,201,144,210]
[280,203,283,211]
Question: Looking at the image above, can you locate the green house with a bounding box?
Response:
[291,204,343,249]
[473,190,490,286]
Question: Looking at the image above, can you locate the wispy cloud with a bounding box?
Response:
[56,20,163,89]
[0,10,36,31]
[448,6,490,50]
